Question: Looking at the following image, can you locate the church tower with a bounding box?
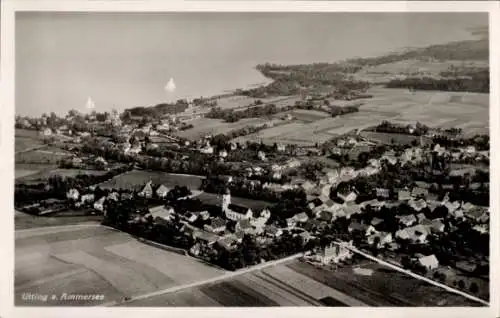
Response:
[222,188,231,213]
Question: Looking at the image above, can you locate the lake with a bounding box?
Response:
[16,12,486,116]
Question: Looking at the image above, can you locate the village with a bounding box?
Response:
[15,104,490,298]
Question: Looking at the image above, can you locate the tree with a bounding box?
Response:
[469,282,479,294]
[458,280,465,289]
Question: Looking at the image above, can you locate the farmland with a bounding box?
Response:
[15,163,58,180]
[15,225,226,306]
[124,258,484,307]
[97,170,205,191]
[15,210,102,230]
[232,87,488,146]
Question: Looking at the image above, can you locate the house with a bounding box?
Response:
[429,219,445,233]
[149,205,175,222]
[257,151,267,161]
[199,144,214,154]
[449,208,465,219]
[348,222,368,234]
[444,201,460,213]
[286,217,297,228]
[236,218,257,235]
[293,212,309,223]
[411,187,429,198]
[455,260,478,274]
[409,199,427,212]
[156,184,170,198]
[276,143,286,152]
[473,224,488,234]
[337,189,357,203]
[466,207,489,223]
[397,214,417,227]
[192,230,218,245]
[317,210,333,222]
[418,254,439,270]
[317,242,353,265]
[367,232,392,248]
[416,213,426,223]
[396,225,429,244]
[107,192,119,201]
[299,231,313,244]
[376,188,390,199]
[204,217,227,233]
[371,217,384,227]
[216,236,238,252]
[286,158,301,169]
[265,224,283,238]
[138,181,154,198]
[80,193,95,204]
[93,197,106,212]
[219,150,228,158]
[66,188,80,201]
[120,192,133,200]
[184,212,199,223]
[398,190,412,201]
[301,181,316,194]
[72,157,84,167]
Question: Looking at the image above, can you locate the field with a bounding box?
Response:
[16,168,108,184]
[97,170,205,191]
[233,88,488,146]
[15,163,58,180]
[15,225,226,306]
[196,192,272,211]
[15,210,102,230]
[124,258,483,307]
[173,117,270,140]
[360,131,432,145]
[15,148,72,165]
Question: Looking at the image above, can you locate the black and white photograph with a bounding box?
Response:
[2,1,499,317]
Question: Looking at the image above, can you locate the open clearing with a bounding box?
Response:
[233,88,488,146]
[97,170,205,191]
[16,168,108,184]
[15,225,225,306]
[15,163,58,180]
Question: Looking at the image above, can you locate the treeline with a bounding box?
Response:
[386,73,489,93]
[15,165,133,205]
[347,39,488,67]
[432,134,489,151]
[122,100,190,120]
[206,103,280,123]
[239,63,370,98]
[374,121,430,136]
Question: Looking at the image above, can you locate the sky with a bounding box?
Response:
[16,12,488,116]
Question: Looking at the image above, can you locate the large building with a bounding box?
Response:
[317,242,353,265]
[221,189,253,221]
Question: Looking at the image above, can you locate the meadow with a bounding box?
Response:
[15,225,226,306]
[97,170,205,191]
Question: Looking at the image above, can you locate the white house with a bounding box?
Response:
[66,188,80,201]
[138,181,154,198]
[93,197,106,212]
[418,254,439,270]
[156,184,170,198]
